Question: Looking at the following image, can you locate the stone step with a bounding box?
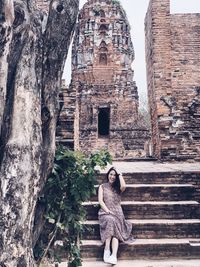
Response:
[58,259,200,267]
[83,201,200,220]
[96,172,200,185]
[81,239,200,260]
[78,165,200,262]
[91,184,196,202]
[82,219,200,239]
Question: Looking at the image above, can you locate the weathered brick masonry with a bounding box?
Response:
[56,80,76,148]
[145,0,200,161]
[71,0,149,158]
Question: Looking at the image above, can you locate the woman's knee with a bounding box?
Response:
[107,215,116,224]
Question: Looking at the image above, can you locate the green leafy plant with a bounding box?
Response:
[34,146,112,267]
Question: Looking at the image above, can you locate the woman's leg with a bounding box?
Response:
[111,237,119,258]
[107,237,118,264]
[105,237,112,251]
[103,237,112,262]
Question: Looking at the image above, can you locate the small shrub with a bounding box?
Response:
[34,146,112,267]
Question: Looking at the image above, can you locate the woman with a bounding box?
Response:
[98,167,133,265]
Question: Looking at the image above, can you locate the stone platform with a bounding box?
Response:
[58,259,200,267]
[100,160,200,173]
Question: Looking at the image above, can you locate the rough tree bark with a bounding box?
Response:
[0,0,79,266]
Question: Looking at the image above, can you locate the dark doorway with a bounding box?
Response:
[98,108,110,136]
[99,53,107,65]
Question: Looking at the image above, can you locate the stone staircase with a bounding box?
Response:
[81,169,200,260]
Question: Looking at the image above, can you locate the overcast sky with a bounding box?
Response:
[63,0,200,100]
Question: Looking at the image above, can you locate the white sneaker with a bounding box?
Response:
[107,255,117,265]
[103,249,111,263]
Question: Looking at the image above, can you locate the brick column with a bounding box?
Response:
[145,0,172,159]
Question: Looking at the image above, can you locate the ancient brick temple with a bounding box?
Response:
[145,0,200,161]
[71,0,149,158]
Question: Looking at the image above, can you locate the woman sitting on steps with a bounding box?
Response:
[98,166,134,265]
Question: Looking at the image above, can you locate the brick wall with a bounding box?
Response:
[145,0,200,160]
[56,80,76,149]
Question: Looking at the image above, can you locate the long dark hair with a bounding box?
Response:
[106,167,121,194]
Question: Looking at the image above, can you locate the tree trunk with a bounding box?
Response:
[0,0,79,266]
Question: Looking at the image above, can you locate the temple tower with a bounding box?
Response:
[72,0,149,158]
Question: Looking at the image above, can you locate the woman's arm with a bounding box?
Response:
[119,173,126,192]
[98,185,113,214]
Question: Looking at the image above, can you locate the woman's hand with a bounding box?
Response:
[114,167,122,176]
[107,210,115,215]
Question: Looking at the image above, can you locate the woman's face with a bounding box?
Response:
[108,170,116,184]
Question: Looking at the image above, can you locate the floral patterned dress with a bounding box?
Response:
[98,183,133,243]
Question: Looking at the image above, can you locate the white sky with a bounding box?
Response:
[63,0,200,101]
